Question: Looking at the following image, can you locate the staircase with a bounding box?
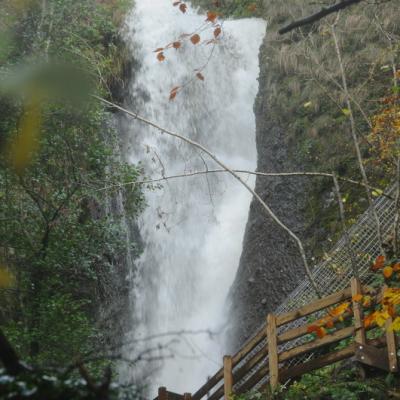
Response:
[155,278,398,400]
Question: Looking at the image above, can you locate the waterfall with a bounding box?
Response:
[121,1,265,396]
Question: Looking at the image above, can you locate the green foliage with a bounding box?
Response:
[281,367,389,400]
[5,295,94,367]
[234,364,398,400]
[0,0,143,372]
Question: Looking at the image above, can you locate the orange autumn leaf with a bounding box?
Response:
[316,326,327,338]
[352,294,363,302]
[169,86,180,101]
[179,3,187,13]
[329,302,350,317]
[307,325,327,338]
[157,52,166,62]
[326,319,334,329]
[372,255,385,271]
[316,316,328,326]
[173,41,182,49]
[383,266,393,279]
[190,34,201,45]
[393,262,400,272]
[206,11,218,23]
[214,26,222,38]
[364,312,376,328]
[196,72,205,81]
[307,324,319,333]
[386,304,396,318]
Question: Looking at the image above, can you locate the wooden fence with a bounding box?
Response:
[155,278,398,400]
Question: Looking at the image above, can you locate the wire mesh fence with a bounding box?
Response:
[235,185,398,392]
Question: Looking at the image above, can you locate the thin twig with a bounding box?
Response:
[93,169,392,200]
[93,95,322,297]
[332,173,359,277]
[331,22,386,256]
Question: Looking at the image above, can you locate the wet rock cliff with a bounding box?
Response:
[227,0,400,350]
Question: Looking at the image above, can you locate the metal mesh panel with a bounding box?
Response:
[233,186,397,394]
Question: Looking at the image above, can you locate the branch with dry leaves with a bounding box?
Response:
[154,3,222,99]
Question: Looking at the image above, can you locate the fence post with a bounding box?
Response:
[267,313,279,391]
[383,284,399,372]
[351,277,366,345]
[223,355,233,400]
[159,387,168,400]
[183,393,192,400]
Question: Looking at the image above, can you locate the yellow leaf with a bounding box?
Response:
[372,189,383,197]
[375,310,390,327]
[383,288,400,305]
[8,97,42,174]
[390,317,400,332]
[0,266,14,288]
[362,295,372,308]
[303,101,312,108]
[329,302,350,317]
[383,266,393,279]
[341,108,351,116]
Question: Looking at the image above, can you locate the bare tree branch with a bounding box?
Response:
[279,0,364,34]
[93,95,322,296]
[95,169,391,200]
[332,173,359,277]
[331,22,386,256]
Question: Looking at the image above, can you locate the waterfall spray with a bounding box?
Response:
[120,1,265,395]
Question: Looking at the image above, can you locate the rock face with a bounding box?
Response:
[189,0,400,352]
[226,0,400,350]
[226,34,309,350]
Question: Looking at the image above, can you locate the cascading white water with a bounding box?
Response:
[121,1,265,396]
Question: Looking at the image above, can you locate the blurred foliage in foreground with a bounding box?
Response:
[0,0,144,379]
[0,367,138,400]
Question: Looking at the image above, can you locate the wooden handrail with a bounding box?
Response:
[192,368,223,400]
[233,344,267,383]
[279,326,355,363]
[276,286,352,326]
[157,279,398,400]
[232,329,266,364]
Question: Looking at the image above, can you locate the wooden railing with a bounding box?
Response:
[155,278,399,400]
